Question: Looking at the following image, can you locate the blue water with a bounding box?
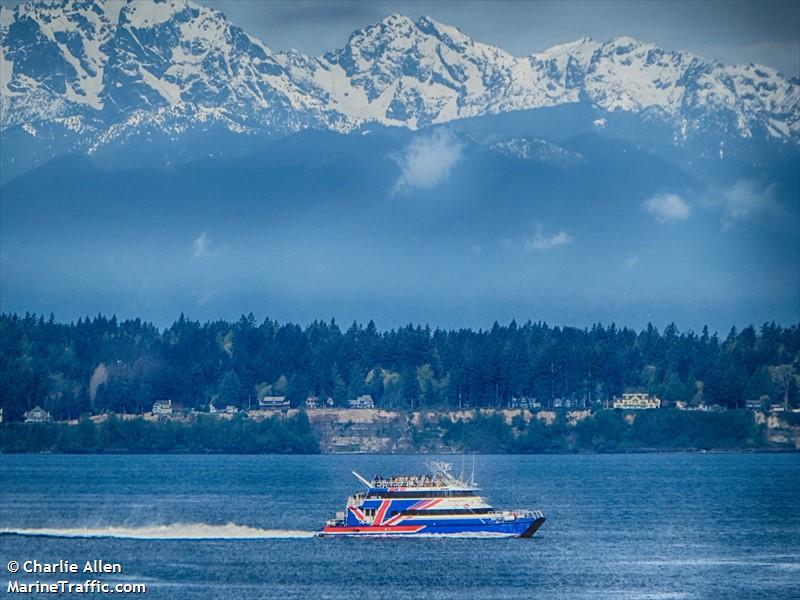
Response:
[1,454,798,599]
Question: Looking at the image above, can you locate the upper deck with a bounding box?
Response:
[369,474,471,489]
[352,461,481,497]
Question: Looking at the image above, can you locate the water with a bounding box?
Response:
[1,454,798,599]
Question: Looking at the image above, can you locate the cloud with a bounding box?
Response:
[192,232,212,259]
[643,193,690,223]
[717,180,777,228]
[498,238,514,251]
[261,2,380,27]
[625,255,640,269]
[393,129,463,192]
[194,289,218,307]
[524,226,573,250]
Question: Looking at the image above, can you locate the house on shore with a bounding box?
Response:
[210,402,239,415]
[612,393,661,410]
[24,406,52,423]
[259,396,290,411]
[510,397,541,409]
[152,400,173,416]
[745,398,766,410]
[305,396,334,409]
[348,394,375,409]
[552,398,581,409]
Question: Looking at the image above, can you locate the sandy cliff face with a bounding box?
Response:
[299,408,800,453]
[304,408,414,453]
[760,412,800,449]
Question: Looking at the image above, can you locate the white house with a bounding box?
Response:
[613,393,661,410]
[259,396,290,411]
[210,402,239,414]
[24,406,51,423]
[348,394,375,409]
[152,400,173,416]
[745,398,765,410]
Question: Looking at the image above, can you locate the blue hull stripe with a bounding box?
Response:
[324,518,542,537]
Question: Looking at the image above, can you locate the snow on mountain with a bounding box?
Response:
[1,0,798,156]
[491,137,585,167]
[0,0,358,141]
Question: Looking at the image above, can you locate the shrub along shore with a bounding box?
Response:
[1,408,795,454]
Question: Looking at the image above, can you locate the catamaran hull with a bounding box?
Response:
[321,516,545,538]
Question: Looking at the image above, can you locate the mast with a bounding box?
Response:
[470,453,476,486]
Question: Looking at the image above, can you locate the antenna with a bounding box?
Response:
[427,461,456,482]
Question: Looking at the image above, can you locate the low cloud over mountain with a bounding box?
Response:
[0,1,797,330]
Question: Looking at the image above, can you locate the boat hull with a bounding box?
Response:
[321,516,545,538]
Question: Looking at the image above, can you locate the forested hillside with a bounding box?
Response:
[1,313,798,421]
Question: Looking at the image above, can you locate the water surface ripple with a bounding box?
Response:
[1,454,797,599]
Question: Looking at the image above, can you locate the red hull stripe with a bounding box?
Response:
[411,498,443,511]
[349,506,366,522]
[382,513,405,526]
[374,499,391,525]
[322,525,425,535]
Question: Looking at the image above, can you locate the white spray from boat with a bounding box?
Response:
[0,523,316,540]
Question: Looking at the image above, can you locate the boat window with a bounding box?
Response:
[403,508,484,516]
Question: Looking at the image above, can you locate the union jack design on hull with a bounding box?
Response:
[320,461,546,538]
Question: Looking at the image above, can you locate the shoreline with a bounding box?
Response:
[2,447,798,456]
[3,407,799,454]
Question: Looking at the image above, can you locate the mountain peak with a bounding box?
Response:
[608,35,642,47]
[415,16,472,47]
[363,12,416,37]
[119,0,196,28]
[379,13,415,26]
[1,1,798,158]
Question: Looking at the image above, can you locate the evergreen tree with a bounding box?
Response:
[218,370,243,408]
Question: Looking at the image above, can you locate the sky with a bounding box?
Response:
[2,0,794,73]
[199,0,800,77]
[0,0,798,333]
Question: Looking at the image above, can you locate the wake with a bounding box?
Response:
[2,524,526,540]
[0,523,317,540]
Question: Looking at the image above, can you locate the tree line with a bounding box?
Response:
[0,412,319,454]
[415,410,768,453]
[0,312,798,422]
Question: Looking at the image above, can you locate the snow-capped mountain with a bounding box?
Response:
[1,0,798,167]
[0,0,358,144]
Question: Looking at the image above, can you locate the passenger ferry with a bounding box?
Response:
[320,461,545,538]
